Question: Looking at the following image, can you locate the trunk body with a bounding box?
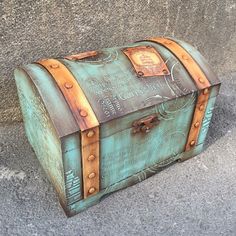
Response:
[14,37,220,216]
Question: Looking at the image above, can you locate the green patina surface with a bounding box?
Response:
[14,38,220,216]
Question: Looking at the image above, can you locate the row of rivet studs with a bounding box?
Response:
[62,76,97,195]
[161,41,210,149]
[47,63,98,196]
[189,88,209,147]
[172,52,209,148]
[64,81,89,119]
[86,130,96,194]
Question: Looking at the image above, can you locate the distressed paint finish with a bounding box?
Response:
[169,38,220,86]
[14,68,83,210]
[65,143,206,216]
[23,64,79,137]
[14,38,220,216]
[37,59,99,131]
[60,41,198,124]
[197,96,218,145]
[147,37,211,89]
[61,133,83,205]
[100,93,195,189]
[14,68,66,206]
[146,38,218,153]
[122,45,170,77]
[37,59,100,198]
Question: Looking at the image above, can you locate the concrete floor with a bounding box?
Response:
[0,73,235,236]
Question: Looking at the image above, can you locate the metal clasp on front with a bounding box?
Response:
[132,114,159,134]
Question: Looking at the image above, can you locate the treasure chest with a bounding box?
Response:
[14,37,221,216]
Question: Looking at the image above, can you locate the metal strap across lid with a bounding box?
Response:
[38,59,100,199]
[147,37,211,153]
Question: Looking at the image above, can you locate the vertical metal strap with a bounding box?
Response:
[147,37,211,152]
[37,59,99,199]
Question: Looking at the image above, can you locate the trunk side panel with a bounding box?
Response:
[61,133,83,208]
[14,68,66,205]
[198,90,218,145]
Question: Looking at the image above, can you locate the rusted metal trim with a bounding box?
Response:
[123,46,170,77]
[184,88,210,151]
[81,127,100,198]
[132,114,160,134]
[147,37,211,152]
[37,59,100,199]
[64,50,97,60]
[148,38,211,89]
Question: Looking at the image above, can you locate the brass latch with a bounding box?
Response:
[132,114,159,134]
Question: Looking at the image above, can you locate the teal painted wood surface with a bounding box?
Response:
[60,41,197,125]
[23,64,79,137]
[61,133,83,205]
[14,68,66,205]
[14,38,220,216]
[100,93,195,188]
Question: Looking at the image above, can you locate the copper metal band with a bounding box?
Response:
[38,59,99,199]
[148,37,211,152]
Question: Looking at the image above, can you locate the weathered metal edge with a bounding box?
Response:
[167,37,221,87]
[148,37,211,89]
[37,59,100,199]
[147,37,211,152]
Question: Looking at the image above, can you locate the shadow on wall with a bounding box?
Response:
[205,72,236,148]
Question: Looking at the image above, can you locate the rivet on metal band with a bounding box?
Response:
[81,127,99,198]
[147,37,211,153]
[37,59,100,199]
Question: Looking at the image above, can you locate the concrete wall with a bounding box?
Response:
[1,0,236,123]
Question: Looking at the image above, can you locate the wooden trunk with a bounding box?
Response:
[14,37,221,216]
